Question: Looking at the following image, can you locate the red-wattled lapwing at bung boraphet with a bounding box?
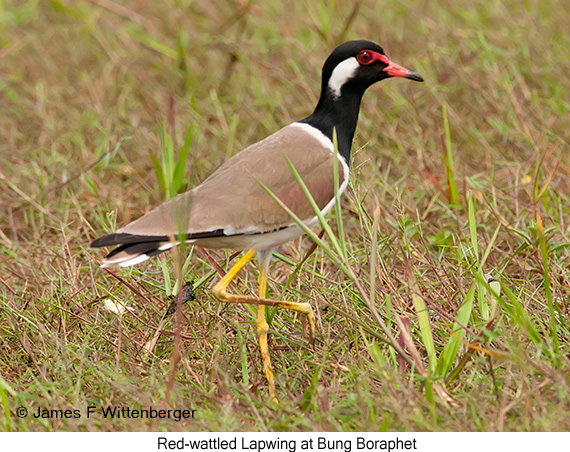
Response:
[91,40,423,402]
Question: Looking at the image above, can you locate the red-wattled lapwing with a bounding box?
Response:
[91,40,423,402]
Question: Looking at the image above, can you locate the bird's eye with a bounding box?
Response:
[356,50,373,65]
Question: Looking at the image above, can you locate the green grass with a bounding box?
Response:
[1,0,569,432]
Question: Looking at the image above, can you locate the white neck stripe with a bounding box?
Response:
[290,122,334,151]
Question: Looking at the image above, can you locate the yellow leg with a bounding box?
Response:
[212,248,316,402]
[256,267,278,403]
[213,249,257,293]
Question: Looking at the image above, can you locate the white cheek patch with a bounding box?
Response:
[327,57,359,98]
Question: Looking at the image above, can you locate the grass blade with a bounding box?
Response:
[536,211,560,362]
[442,102,459,205]
[172,124,194,193]
[332,128,347,259]
[409,272,437,374]
[437,281,476,377]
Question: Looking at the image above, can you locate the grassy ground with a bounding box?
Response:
[1,0,569,432]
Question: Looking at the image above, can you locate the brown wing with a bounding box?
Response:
[117,124,344,237]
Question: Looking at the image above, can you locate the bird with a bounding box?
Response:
[91,40,423,402]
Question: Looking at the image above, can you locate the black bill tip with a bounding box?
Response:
[405,71,424,82]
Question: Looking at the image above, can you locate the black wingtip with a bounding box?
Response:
[91,233,172,248]
[91,235,115,248]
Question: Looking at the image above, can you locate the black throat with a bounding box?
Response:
[300,84,365,166]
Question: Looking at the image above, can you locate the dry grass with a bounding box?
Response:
[1,0,569,431]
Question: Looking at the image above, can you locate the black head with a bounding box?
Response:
[302,40,423,165]
[321,40,423,99]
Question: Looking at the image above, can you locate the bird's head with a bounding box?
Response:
[322,40,423,99]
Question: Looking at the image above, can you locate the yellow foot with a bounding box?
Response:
[212,249,316,403]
